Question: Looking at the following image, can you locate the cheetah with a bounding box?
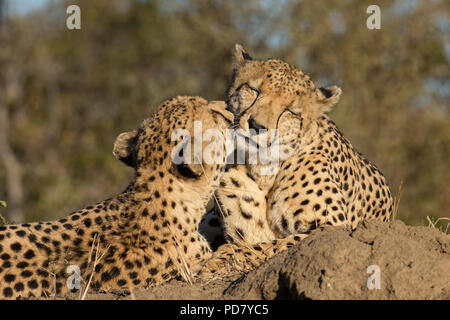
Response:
[0,96,235,299]
[220,44,394,241]
[197,45,394,276]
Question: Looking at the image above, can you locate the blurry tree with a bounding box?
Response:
[0,0,448,225]
[0,0,25,223]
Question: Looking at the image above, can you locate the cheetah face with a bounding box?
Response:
[113,97,235,192]
[227,44,342,159]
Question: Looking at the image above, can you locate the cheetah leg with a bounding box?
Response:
[194,233,309,279]
[216,166,277,244]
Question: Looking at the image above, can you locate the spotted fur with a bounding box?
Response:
[0,96,234,299]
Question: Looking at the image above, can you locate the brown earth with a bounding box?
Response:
[71,220,450,300]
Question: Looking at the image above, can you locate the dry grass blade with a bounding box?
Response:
[79,233,98,299]
[313,207,318,230]
[222,243,243,271]
[426,216,434,228]
[0,200,7,225]
[168,225,193,285]
[229,227,262,258]
[392,180,403,221]
[50,272,57,300]
[217,185,264,195]
[81,235,111,300]
[0,213,7,226]
[427,216,450,233]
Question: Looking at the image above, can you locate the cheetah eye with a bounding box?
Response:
[171,143,202,179]
[175,163,201,179]
[248,117,267,133]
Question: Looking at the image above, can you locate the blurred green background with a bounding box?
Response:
[0,0,448,226]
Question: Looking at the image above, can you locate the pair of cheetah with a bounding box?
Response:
[0,45,393,299]
[0,97,235,299]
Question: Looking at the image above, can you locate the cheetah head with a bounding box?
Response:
[227,44,342,160]
[113,97,235,199]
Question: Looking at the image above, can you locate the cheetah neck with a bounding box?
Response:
[313,117,373,184]
[300,117,342,150]
[130,170,213,225]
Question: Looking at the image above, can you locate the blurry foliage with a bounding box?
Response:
[0,0,448,225]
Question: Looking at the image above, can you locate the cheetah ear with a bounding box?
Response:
[316,85,342,113]
[113,130,138,167]
[233,44,253,69]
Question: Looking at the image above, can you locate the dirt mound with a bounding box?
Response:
[223,220,450,299]
[73,220,450,300]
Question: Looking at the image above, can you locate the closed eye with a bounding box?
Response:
[175,163,201,179]
[235,83,256,93]
[232,83,261,114]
